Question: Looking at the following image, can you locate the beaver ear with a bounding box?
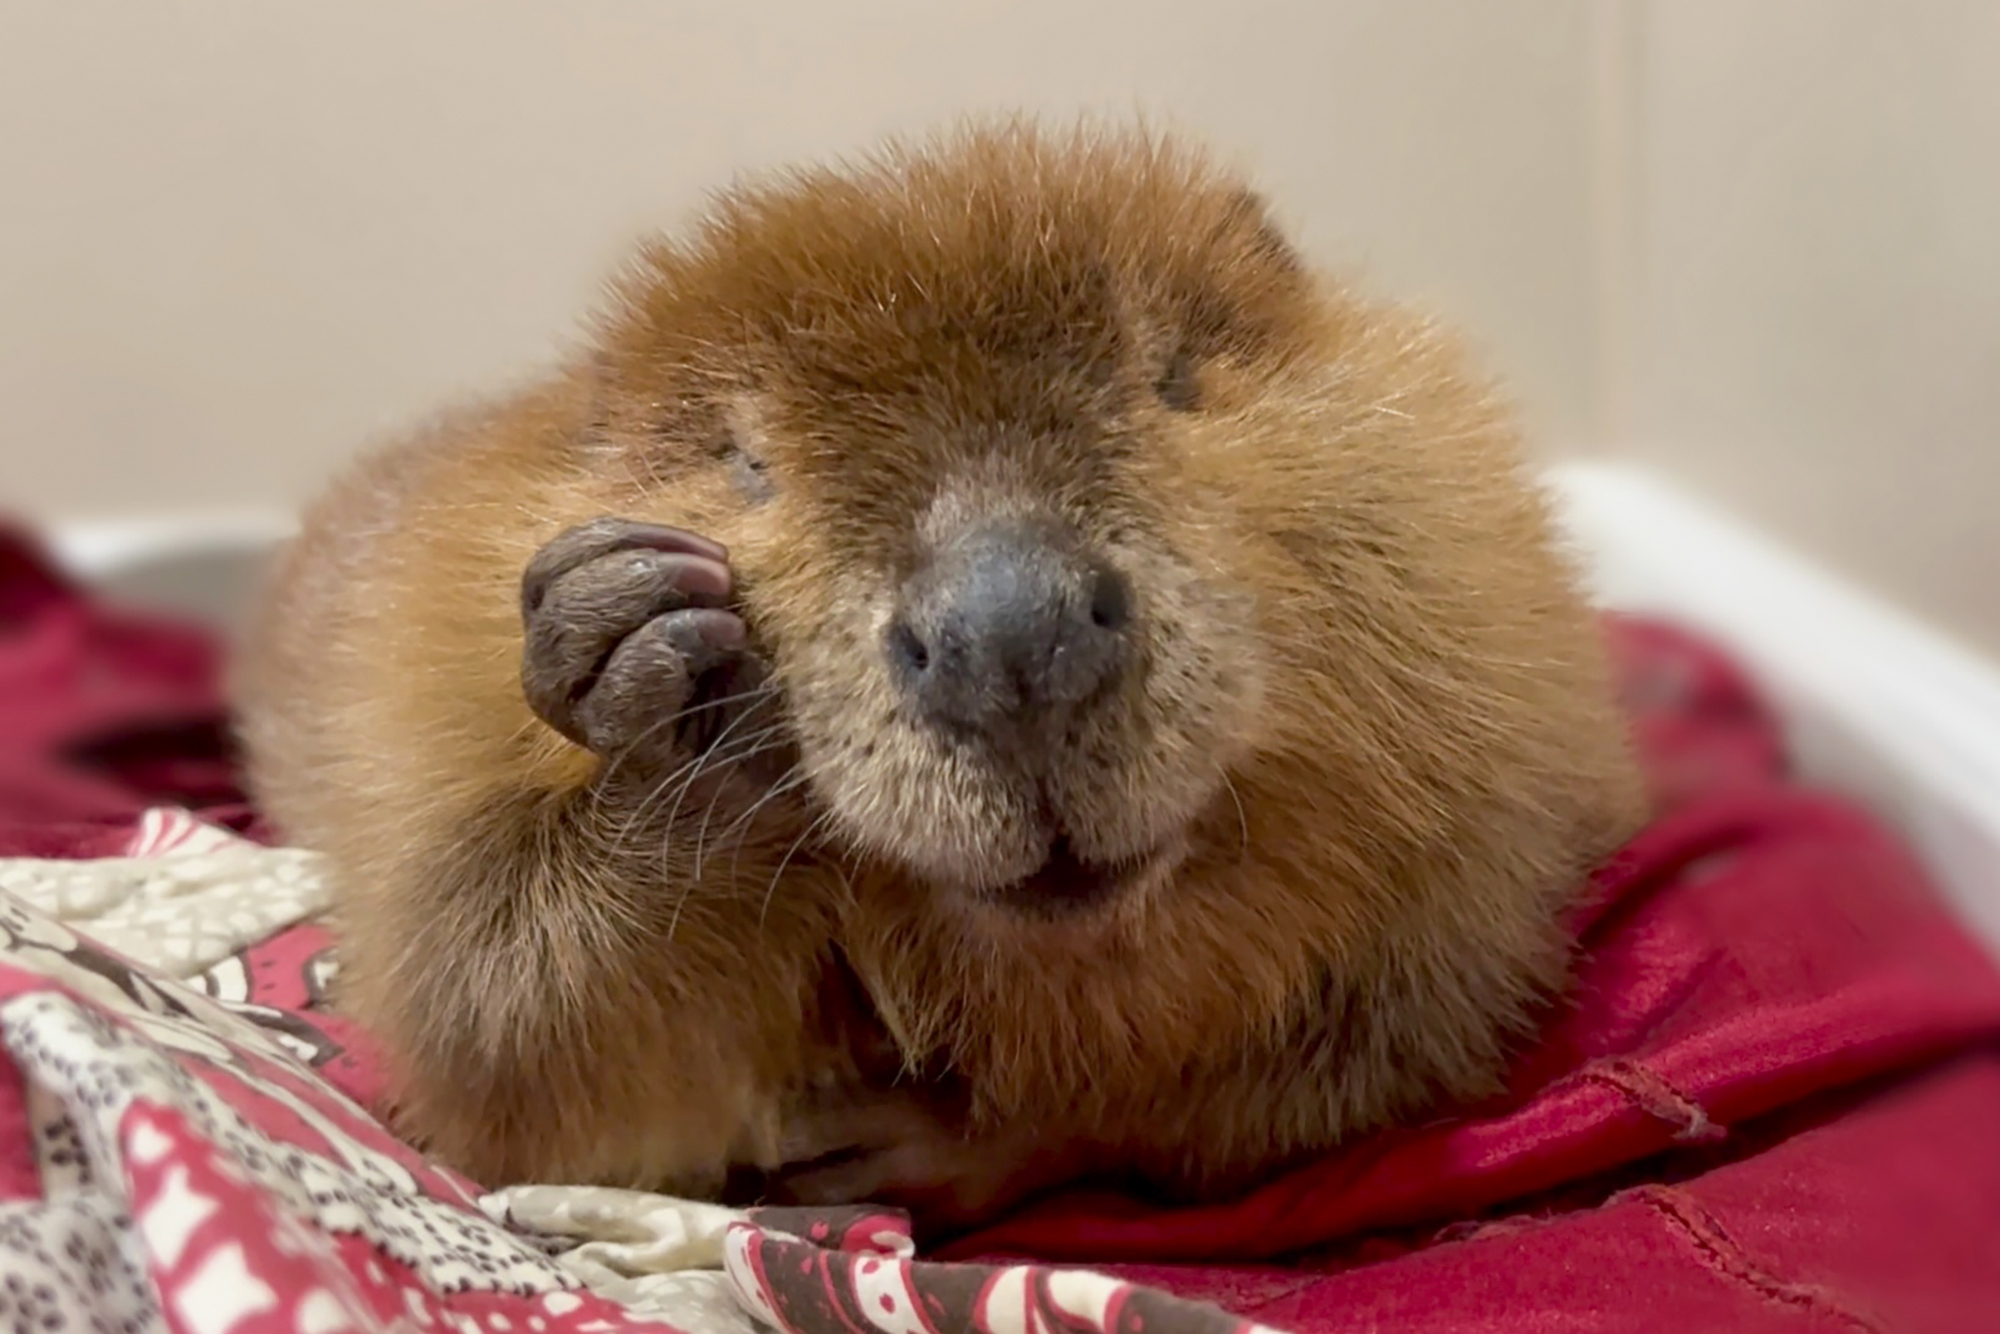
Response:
[1221,188,1305,278]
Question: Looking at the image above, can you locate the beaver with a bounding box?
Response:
[235,119,1646,1229]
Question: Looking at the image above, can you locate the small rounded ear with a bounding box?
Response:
[1220,188,1305,278]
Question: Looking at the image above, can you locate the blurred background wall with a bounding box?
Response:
[1624,1,2000,658]
[1,1,1994,652]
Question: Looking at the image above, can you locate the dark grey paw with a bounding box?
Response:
[520,517,761,767]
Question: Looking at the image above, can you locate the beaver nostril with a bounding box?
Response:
[888,619,931,675]
[1088,565,1131,631]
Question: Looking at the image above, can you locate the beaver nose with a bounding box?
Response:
[888,523,1132,737]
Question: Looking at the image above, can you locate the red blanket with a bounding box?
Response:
[5,523,2000,1332]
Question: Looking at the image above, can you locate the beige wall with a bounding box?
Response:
[4,3,1996,655]
[0,0,1600,520]
[1624,0,2000,658]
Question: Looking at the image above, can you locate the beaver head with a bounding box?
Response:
[585,124,1331,911]
[577,121,1636,1119]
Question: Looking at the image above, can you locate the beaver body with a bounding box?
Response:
[236,121,1645,1227]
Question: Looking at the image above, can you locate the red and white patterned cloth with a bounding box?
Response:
[0,810,1272,1334]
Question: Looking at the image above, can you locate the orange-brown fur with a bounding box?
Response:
[235,120,1645,1224]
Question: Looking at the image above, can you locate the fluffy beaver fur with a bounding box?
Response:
[235,119,1646,1228]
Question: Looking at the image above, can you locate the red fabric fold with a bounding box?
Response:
[0,524,256,854]
[950,788,2000,1268]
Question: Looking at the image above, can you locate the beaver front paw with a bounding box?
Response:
[761,1087,1072,1234]
[519,517,768,771]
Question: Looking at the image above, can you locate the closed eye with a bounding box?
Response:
[732,446,775,502]
[1155,352,1201,412]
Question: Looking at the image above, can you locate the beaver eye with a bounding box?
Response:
[1155,351,1201,412]
[730,444,775,503]
[715,402,777,502]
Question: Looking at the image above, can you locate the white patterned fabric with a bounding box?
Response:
[0,812,1267,1334]
[0,809,329,978]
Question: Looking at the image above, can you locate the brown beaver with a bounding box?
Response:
[235,119,1645,1229]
